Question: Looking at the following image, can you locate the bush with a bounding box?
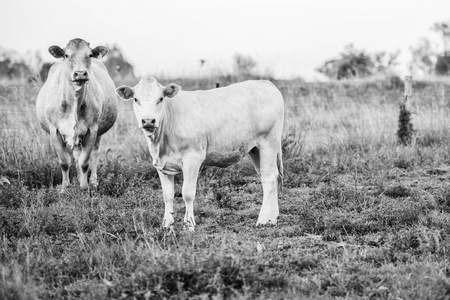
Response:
[317,44,399,80]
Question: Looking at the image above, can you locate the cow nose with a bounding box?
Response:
[73,70,88,79]
[142,118,156,127]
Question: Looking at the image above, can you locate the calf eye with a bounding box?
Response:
[134,98,139,104]
[159,97,164,103]
[64,54,69,59]
[89,53,93,58]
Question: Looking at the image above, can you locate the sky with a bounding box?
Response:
[1,0,450,81]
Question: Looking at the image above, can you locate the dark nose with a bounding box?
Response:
[73,70,88,80]
[142,118,156,128]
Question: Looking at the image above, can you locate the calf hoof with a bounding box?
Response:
[162,215,175,229]
[183,222,195,232]
[183,216,195,232]
[256,217,278,226]
[256,209,279,226]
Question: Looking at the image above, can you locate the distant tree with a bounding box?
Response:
[409,37,437,76]
[0,46,32,80]
[431,21,450,53]
[233,53,257,78]
[103,45,136,84]
[435,54,450,75]
[317,44,399,80]
[410,20,450,76]
[431,20,450,75]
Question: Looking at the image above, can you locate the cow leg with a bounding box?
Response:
[51,129,72,192]
[77,131,96,190]
[256,144,279,225]
[73,146,81,180]
[89,137,101,187]
[181,157,202,232]
[157,170,175,228]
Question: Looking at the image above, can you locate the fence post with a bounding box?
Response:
[440,82,450,107]
[397,76,414,145]
[404,75,412,108]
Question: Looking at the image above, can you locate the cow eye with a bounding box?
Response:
[64,54,69,59]
[159,97,164,102]
[89,53,94,58]
[134,98,139,104]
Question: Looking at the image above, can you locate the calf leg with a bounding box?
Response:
[181,156,202,232]
[158,170,175,228]
[248,146,261,176]
[256,143,279,225]
[51,129,71,192]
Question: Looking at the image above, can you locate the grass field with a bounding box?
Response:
[1,76,450,299]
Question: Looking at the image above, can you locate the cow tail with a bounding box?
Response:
[277,147,284,194]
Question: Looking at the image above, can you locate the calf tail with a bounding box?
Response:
[277,147,284,194]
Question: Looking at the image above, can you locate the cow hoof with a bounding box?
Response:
[59,183,71,194]
[89,184,98,194]
[164,225,176,237]
[90,180,98,189]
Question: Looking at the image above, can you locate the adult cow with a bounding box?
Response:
[116,77,284,231]
[36,38,117,192]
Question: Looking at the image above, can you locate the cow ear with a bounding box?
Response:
[163,84,181,98]
[49,46,65,59]
[92,46,108,59]
[116,85,134,101]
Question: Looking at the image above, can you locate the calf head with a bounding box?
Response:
[116,77,180,136]
[49,38,108,86]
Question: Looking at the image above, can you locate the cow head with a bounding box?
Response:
[48,38,108,86]
[116,77,181,136]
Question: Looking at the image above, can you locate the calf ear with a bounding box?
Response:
[49,46,65,58]
[116,86,134,101]
[163,84,181,98]
[92,46,109,59]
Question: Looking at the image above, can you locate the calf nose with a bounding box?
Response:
[73,70,88,80]
[142,118,156,128]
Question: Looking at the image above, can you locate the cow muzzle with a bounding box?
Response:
[72,70,89,86]
[141,118,157,134]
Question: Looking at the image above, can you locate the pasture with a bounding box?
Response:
[1,77,450,299]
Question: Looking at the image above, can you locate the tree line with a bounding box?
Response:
[317,20,450,80]
[1,20,450,82]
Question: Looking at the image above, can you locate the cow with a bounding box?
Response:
[36,38,118,192]
[116,77,284,231]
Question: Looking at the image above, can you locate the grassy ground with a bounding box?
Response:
[1,76,450,299]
